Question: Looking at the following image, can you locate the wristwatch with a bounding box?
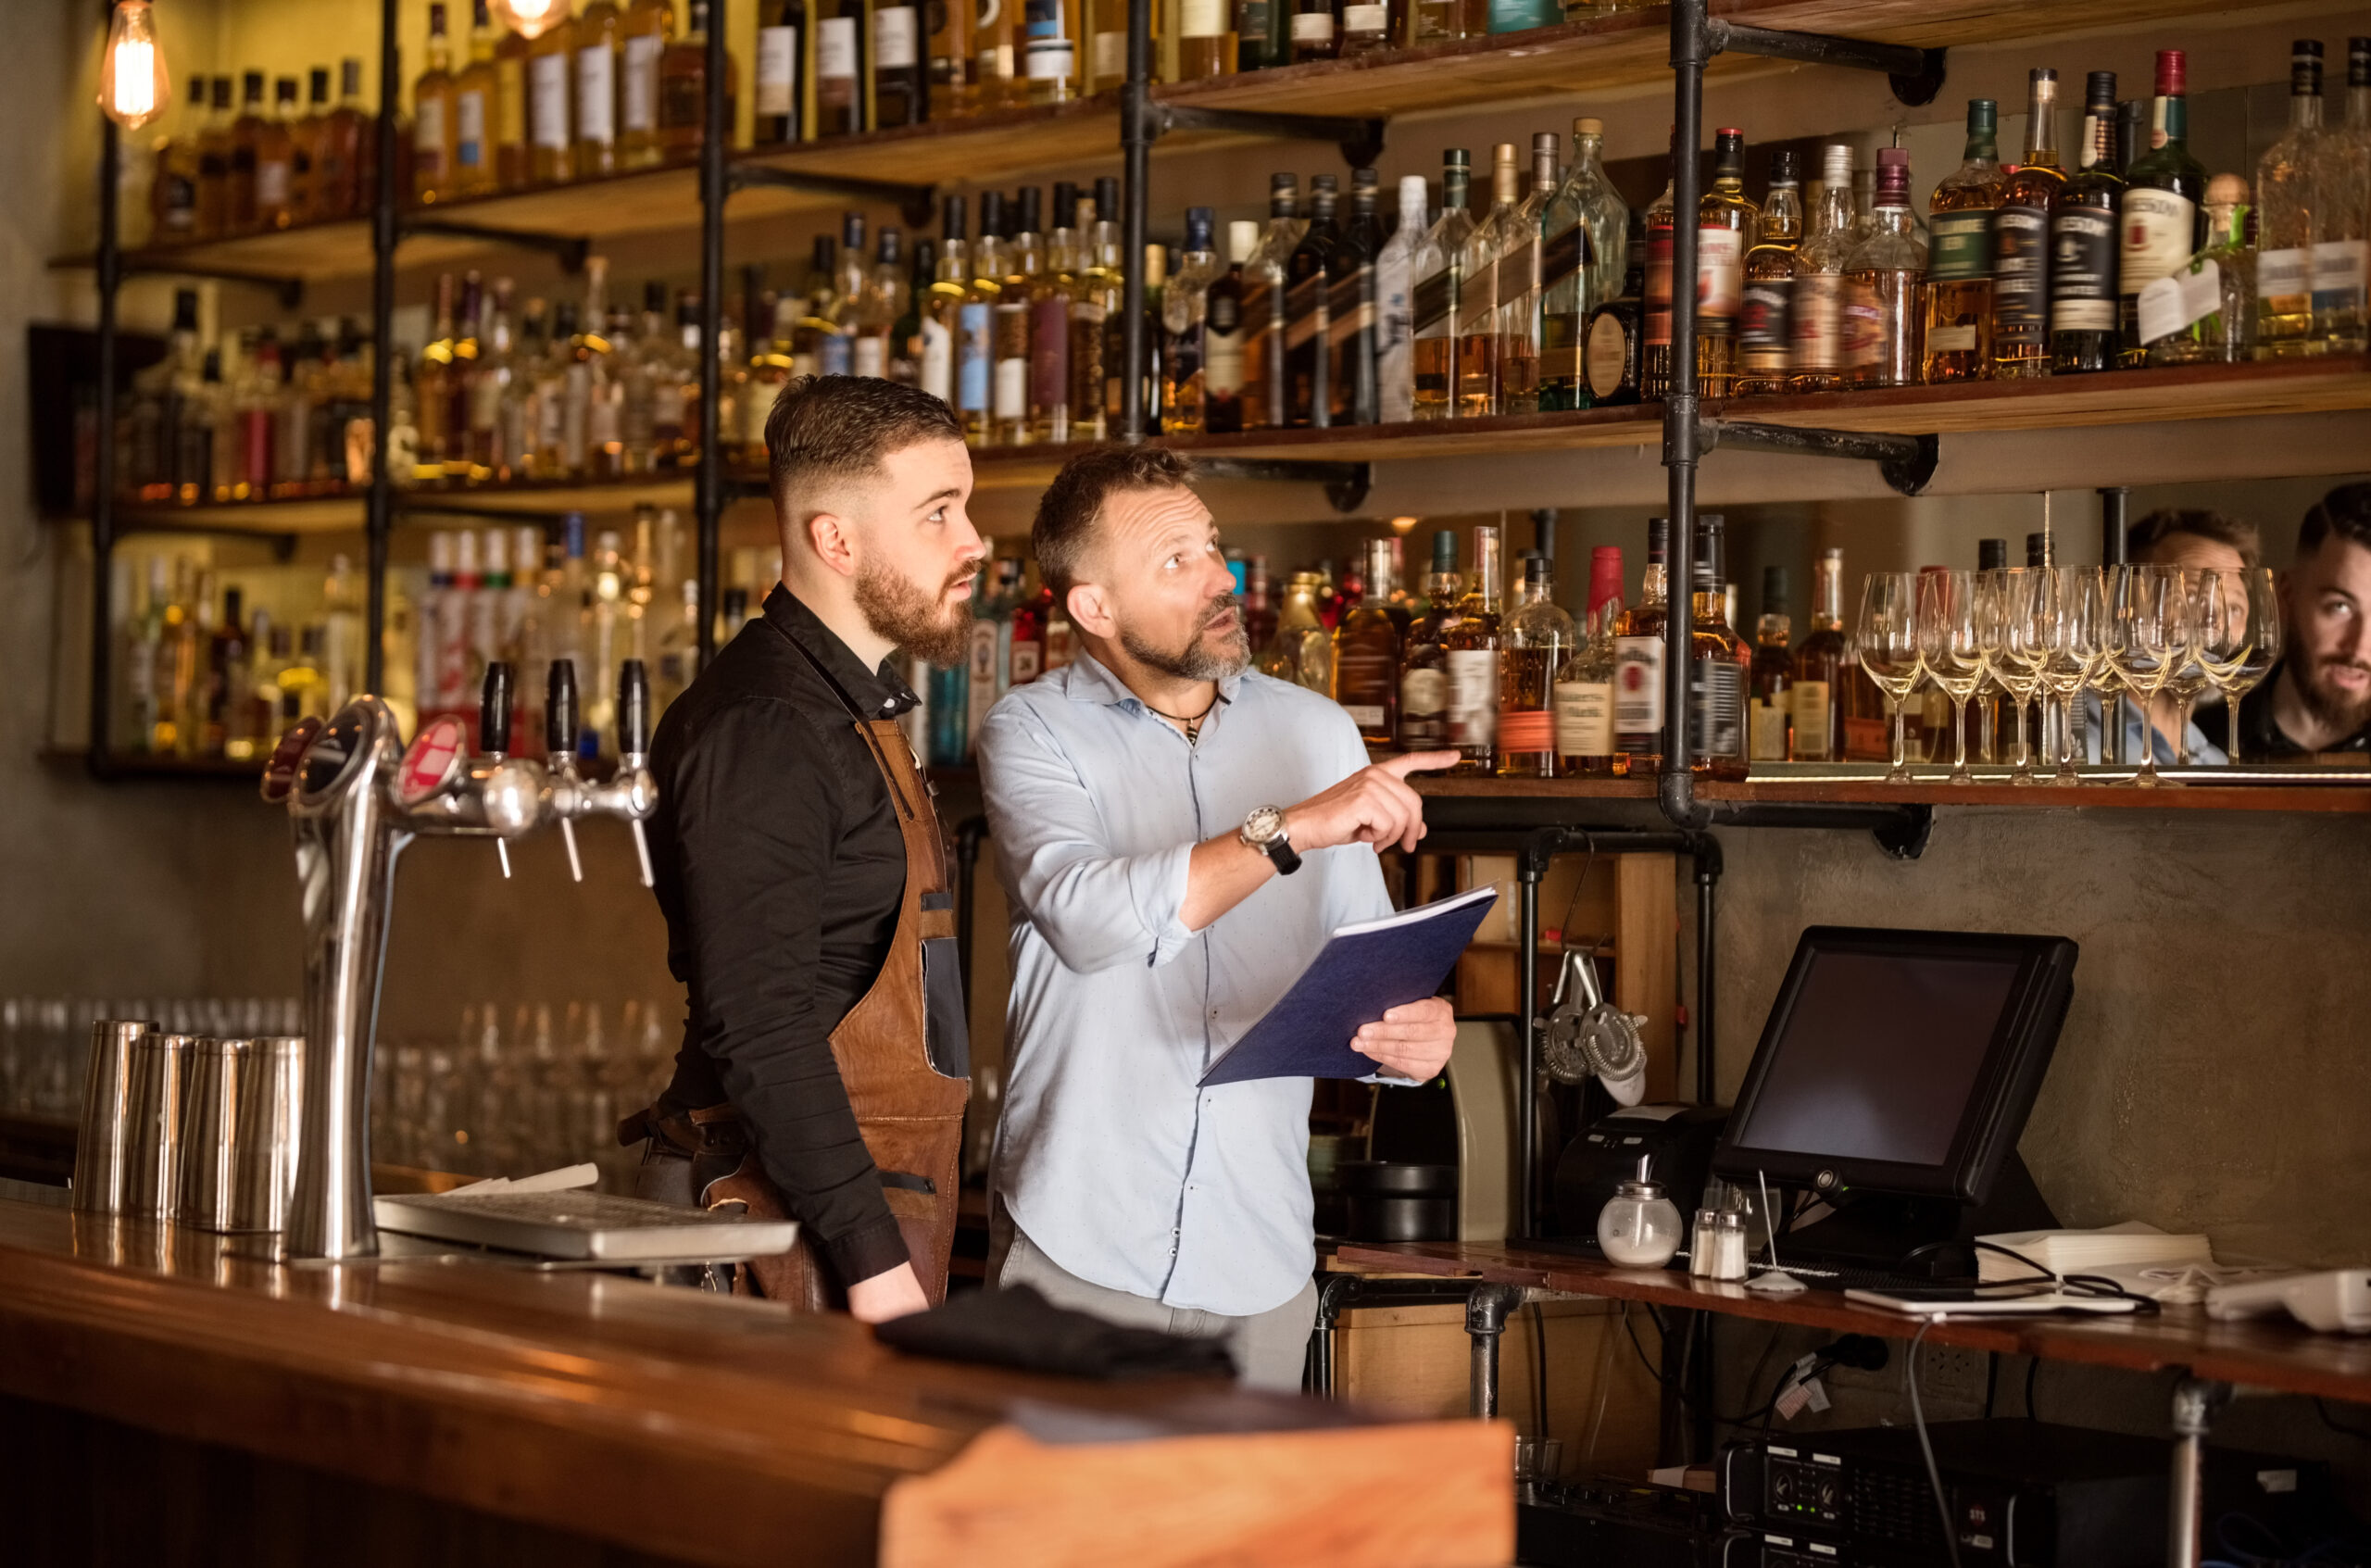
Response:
[1239,806,1302,875]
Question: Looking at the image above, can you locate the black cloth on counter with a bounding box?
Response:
[873,1285,1241,1380]
[646,584,916,1288]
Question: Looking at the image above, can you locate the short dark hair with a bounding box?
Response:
[1030,445,1198,596]
[763,374,963,515]
[2128,508,2261,570]
[2298,483,2371,563]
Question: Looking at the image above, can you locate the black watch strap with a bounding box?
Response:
[1261,834,1302,876]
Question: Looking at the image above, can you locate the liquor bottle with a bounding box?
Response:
[1736,149,1801,395]
[854,228,905,378]
[2256,41,2326,359]
[960,193,1002,442]
[2049,71,2123,375]
[1696,128,1756,397]
[2114,52,2209,364]
[291,70,330,226]
[2146,174,2255,364]
[206,583,251,759]
[1023,0,1080,104]
[1342,0,1388,54]
[1789,546,1847,761]
[975,0,1022,110]
[1173,0,1235,79]
[1243,555,1277,651]
[528,4,577,182]
[2310,37,2370,351]
[1285,174,1341,428]
[574,258,625,479]
[230,70,267,232]
[1552,546,1624,776]
[875,0,928,128]
[495,5,533,192]
[470,281,519,478]
[1161,207,1222,434]
[831,211,868,374]
[1920,100,2004,383]
[317,61,371,220]
[619,0,675,166]
[1260,573,1336,693]
[1639,134,1678,400]
[1375,176,1427,422]
[659,0,733,158]
[1069,177,1120,440]
[196,77,235,238]
[1498,135,1557,416]
[994,190,1038,445]
[1788,142,1855,391]
[1029,184,1075,441]
[575,0,622,175]
[1240,173,1303,431]
[1498,553,1573,778]
[417,273,462,478]
[1397,531,1460,751]
[1685,515,1748,781]
[1410,153,1472,420]
[1747,565,1794,762]
[1443,523,1503,774]
[146,75,197,245]
[1844,147,1926,388]
[1614,515,1669,771]
[1585,211,1646,406]
[1204,220,1256,433]
[1335,537,1401,748]
[253,76,298,231]
[1330,169,1383,427]
[923,197,969,406]
[1009,567,1050,683]
[1236,0,1287,72]
[453,0,501,197]
[1991,69,2064,378]
[1455,144,1520,417]
[1112,241,1167,433]
[1291,0,1338,60]
[121,557,168,750]
[930,0,975,116]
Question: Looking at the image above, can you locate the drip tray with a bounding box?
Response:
[373,1188,800,1264]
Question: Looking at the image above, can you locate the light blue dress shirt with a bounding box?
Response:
[976,650,1393,1317]
[2079,690,2228,766]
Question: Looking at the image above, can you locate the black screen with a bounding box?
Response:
[1729,948,2024,1169]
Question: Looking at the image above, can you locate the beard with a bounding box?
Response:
[1120,591,1252,682]
[2300,653,2371,736]
[855,556,978,667]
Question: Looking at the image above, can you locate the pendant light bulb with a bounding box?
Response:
[98,0,171,131]
[489,0,571,38]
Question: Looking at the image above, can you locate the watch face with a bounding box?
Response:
[1244,806,1285,843]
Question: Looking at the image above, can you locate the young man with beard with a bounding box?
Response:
[632,376,985,1323]
[2209,483,2371,760]
[973,446,1459,1389]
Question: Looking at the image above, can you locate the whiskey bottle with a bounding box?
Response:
[1844,147,1926,388]
[1411,151,1474,420]
[1554,546,1625,776]
[2049,71,2123,374]
[1329,169,1383,428]
[659,0,734,160]
[452,0,500,197]
[2146,174,2256,364]
[1736,148,1800,395]
[992,192,1038,444]
[1069,179,1120,441]
[2310,38,2370,351]
[1443,524,1503,774]
[1243,555,1277,651]
[1686,515,1749,782]
[1204,220,1255,433]
[817,0,864,136]
[1788,142,1855,390]
[255,76,298,231]
[293,71,330,225]
[1285,175,1341,427]
[753,0,804,144]
[853,228,904,379]
[1923,99,2004,383]
[1261,573,1336,694]
[960,193,1003,442]
[1697,127,1757,397]
[874,0,929,129]
[1639,135,1677,399]
[1236,0,1288,72]
[576,0,623,176]
[2258,41,2327,358]
[522,11,576,182]
[1497,135,1558,416]
[1540,117,1628,411]
[974,0,1022,110]
[494,4,532,192]
[1341,0,1388,56]
[1499,552,1573,778]
[1023,0,1081,105]
[230,69,267,229]
[1455,144,1520,416]
[923,197,968,406]
[1176,0,1236,82]
[930,0,974,117]
[1375,176,1428,422]
[1240,174,1302,431]
[1990,69,2064,378]
[1335,537,1402,748]
[1291,0,1338,61]
[1614,516,1669,771]
[196,76,235,237]
[1791,546,1848,762]
[1161,207,1222,433]
[1584,211,1646,407]
[619,0,672,167]
[1398,531,1460,751]
[2119,51,2207,363]
[1030,183,1077,442]
[1747,565,1794,762]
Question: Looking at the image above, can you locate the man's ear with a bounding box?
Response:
[805,508,860,580]
[1067,580,1116,640]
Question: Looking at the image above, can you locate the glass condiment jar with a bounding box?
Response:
[1597,1155,1683,1268]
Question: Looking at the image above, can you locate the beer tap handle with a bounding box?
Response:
[546,659,583,883]
[482,661,515,878]
[618,659,655,888]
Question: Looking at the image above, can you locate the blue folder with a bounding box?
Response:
[1197,885,1501,1087]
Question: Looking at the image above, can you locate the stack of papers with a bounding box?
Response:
[1976,1222,2214,1282]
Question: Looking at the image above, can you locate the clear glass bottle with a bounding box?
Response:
[1498,552,1573,778]
[452,0,502,197]
[1844,146,1926,388]
[1329,170,1383,428]
[1455,144,1521,417]
[2310,37,2370,352]
[873,0,928,128]
[2257,41,2327,358]
[1736,149,1801,395]
[1240,173,1304,431]
[1412,153,1474,420]
[1069,177,1121,441]
[413,12,458,205]
[1991,69,2065,378]
[1030,184,1077,442]
[1286,175,1342,427]
[1597,1157,1682,1268]
[1614,516,1670,771]
[1685,514,1749,782]
[1375,176,1429,423]
[2119,50,2208,364]
[1397,530,1460,751]
[1923,98,2005,383]
[2049,70,2124,375]
[1696,127,1758,397]
[994,191,1039,445]
[960,193,1004,444]
[1259,572,1336,694]
[1554,546,1625,777]
[1790,546,1848,762]
[1443,524,1502,774]
[1540,118,1627,411]
[923,199,971,407]
[2146,174,2256,365]
[576,0,623,176]
[527,3,578,183]
[1498,135,1558,417]
[1748,565,1795,762]
[1161,207,1223,434]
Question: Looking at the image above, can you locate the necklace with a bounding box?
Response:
[1143,691,1222,744]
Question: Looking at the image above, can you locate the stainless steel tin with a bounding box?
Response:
[176,1037,254,1230]
[123,1033,199,1219]
[228,1035,305,1233]
[71,1020,154,1214]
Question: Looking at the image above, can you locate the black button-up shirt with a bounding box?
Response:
[647,585,914,1286]
[2198,658,2371,760]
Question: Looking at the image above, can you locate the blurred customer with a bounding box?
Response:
[2203,483,2371,759]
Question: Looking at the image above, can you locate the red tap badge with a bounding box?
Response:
[396,716,469,806]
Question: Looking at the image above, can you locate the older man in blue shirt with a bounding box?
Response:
[975,446,1458,1389]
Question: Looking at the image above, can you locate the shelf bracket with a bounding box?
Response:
[1702,19,1946,106]
[727,164,937,231]
[397,217,591,273]
[1139,101,1386,169]
[1191,456,1372,513]
[1700,420,1940,496]
[119,259,306,309]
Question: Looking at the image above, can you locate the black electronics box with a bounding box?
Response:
[1518,1478,1734,1567]
[1550,1103,1730,1244]
[1717,1420,2343,1567]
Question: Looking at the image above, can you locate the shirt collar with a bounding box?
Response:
[1062,646,1244,714]
[761,583,918,720]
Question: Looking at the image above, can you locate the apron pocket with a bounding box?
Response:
[921,934,972,1079]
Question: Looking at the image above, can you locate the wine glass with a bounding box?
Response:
[1917,569,1986,784]
[2104,564,2185,786]
[1854,572,1924,784]
[2163,571,2220,768]
[2033,566,2105,786]
[1976,568,2040,783]
[2197,566,2283,759]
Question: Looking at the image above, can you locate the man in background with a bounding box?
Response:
[2205,483,2371,760]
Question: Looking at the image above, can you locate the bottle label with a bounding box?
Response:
[1553,680,1613,758]
[1842,276,1887,370]
[1790,680,1831,759]
[1286,273,1326,349]
[2120,189,2196,294]
[1343,3,1387,31]
[1991,204,2051,336]
[756,25,799,116]
[1927,209,1994,283]
[1026,0,1074,79]
[1689,659,1744,760]
[921,317,954,401]
[1614,635,1663,734]
[877,6,921,69]
[1183,0,1229,34]
[2312,240,2369,315]
[1092,30,1126,77]
[819,17,859,79]
[1542,222,1587,293]
[1342,703,1386,729]
[2257,246,2311,302]
[1749,696,1789,761]
[855,335,887,378]
[1205,298,1247,395]
[2049,208,2117,332]
[1927,323,1977,352]
[498,59,527,149]
[456,90,487,168]
[994,355,1028,419]
[1031,296,1072,408]
[1399,666,1449,746]
[1697,227,1744,330]
[1010,641,1043,684]
[1412,263,1455,334]
[1739,276,1791,370]
[623,34,663,130]
[257,158,290,209]
[957,302,992,411]
[1788,271,1843,372]
[1447,649,1498,748]
[1499,708,1551,754]
[1326,266,1374,346]
[2138,263,2222,345]
[532,52,572,149]
[1292,9,1334,40]
[577,45,616,143]
[822,331,853,376]
[1645,228,1673,346]
[1585,311,1629,397]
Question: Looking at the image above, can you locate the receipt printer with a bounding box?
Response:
[1553,1103,1729,1241]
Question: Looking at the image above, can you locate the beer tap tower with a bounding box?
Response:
[264,658,658,1261]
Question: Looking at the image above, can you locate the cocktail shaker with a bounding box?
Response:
[122,1032,198,1219]
[228,1035,305,1233]
[71,1020,153,1214]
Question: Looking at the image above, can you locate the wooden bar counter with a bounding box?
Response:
[0,1199,1512,1567]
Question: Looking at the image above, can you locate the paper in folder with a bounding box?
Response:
[1197,884,1500,1087]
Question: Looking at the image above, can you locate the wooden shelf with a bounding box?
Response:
[102,470,753,535]
[1338,1240,2371,1407]
[1415,771,2371,813]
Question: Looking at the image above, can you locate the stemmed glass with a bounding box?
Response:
[1855,572,1925,784]
[2033,566,2105,786]
[2197,566,2284,758]
[2105,564,2186,786]
[2162,571,2218,768]
[1976,568,2041,783]
[1917,569,1987,784]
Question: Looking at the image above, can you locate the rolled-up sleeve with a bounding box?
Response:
[977,699,1197,973]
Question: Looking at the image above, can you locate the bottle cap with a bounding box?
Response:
[1524,552,1551,588]
[2155,48,2186,96]
[977,189,1005,235]
[1442,148,1471,169]
[2086,69,2117,107]
[941,194,967,242]
[1353,166,1379,189]
[1097,174,1120,216]
[1979,538,2008,570]
[1017,186,1042,233]
[1432,529,1458,571]
[1574,116,1604,136]
[2204,171,2249,207]
[1186,207,1214,249]
[1820,142,1853,183]
[1226,219,1262,264]
[1770,148,1800,183]
[1616,1155,1666,1199]
[1588,546,1625,616]
[1647,516,1670,561]
[1399,174,1430,217]
[1763,564,1789,614]
[1052,180,1080,229]
[1966,97,1999,134]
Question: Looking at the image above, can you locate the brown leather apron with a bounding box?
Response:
[636,639,971,1311]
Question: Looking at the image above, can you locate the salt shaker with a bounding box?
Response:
[1710,1210,1750,1282]
[1688,1206,1722,1277]
[1597,1155,1683,1268]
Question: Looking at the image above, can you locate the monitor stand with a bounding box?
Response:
[1776,1152,2059,1280]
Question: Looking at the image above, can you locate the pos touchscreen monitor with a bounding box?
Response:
[1712,927,2077,1206]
